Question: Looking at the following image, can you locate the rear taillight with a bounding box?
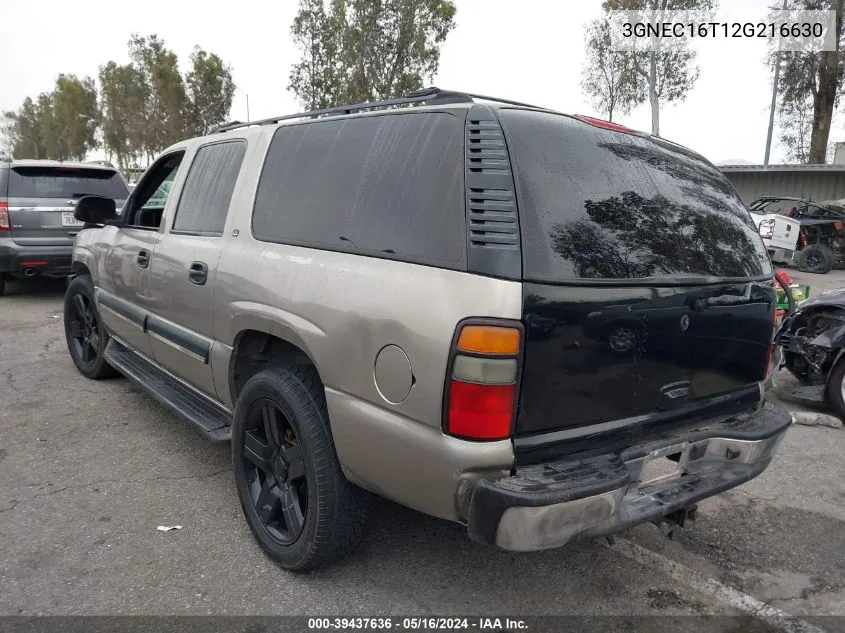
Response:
[0,202,9,231]
[444,321,523,440]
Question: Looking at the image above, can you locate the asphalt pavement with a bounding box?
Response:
[0,273,843,629]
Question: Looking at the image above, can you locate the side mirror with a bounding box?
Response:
[74,195,118,225]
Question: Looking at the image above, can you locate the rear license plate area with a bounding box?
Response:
[637,442,688,487]
[61,211,84,227]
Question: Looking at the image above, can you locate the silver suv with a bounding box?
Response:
[0,159,129,295]
[64,88,792,571]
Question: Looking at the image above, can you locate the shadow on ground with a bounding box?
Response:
[3,276,67,298]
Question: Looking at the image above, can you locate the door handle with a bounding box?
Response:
[136,249,150,269]
[189,261,209,285]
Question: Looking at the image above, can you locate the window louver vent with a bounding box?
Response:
[466,116,519,250]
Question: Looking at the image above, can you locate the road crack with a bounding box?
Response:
[0,468,229,517]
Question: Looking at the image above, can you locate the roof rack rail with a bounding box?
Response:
[210,87,549,134]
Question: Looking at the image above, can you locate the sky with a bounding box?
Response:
[0,0,839,165]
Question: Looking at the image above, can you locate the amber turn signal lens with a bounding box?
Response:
[457,325,520,355]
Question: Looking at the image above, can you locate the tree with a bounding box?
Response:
[778,94,814,162]
[3,97,45,159]
[99,61,148,170]
[2,74,99,161]
[184,47,236,136]
[100,36,234,165]
[51,74,100,160]
[769,0,845,163]
[35,93,58,159]
[289,0,347,110]
[128,34,187,160]
[289,0,457,109]
[8,33,234,165]
[600,0,717,136]
[581,18,644,121]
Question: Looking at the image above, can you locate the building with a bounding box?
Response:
[719,164,845,205]
[835,142,845,165]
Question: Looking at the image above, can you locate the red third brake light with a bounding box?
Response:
[574,115,632,133]
[0,202,9,231]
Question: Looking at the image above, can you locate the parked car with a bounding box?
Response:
[748,196,845,274]
[63,87,791,571]
[0,158,130,295]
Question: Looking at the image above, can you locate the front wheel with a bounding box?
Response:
[232,365,370,571]
[63,275,118,379]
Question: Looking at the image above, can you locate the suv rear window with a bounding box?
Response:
[9,166,128,200]
[499,109,772,281]
[252,112,465,269]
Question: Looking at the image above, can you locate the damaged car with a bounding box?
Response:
[777,289,845,418]
[748,196,845,274]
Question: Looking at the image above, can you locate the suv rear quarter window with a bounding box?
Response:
[252,112,466,269]
[498,109,771,281]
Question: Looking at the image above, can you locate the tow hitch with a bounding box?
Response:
[656,505,698,539]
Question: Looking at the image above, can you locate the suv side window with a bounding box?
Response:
[172,140,247,235]
[252,113,465,269]
[124,152,184,229]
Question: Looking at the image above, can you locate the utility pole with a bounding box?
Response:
[236,86,251,122]
[218,76,250,122]
[764,0,789,166]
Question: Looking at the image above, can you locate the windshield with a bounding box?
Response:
[499,109,772,281]
[9,166,129,199]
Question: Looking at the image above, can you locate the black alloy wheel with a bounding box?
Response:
[232,365,371,571]
[67,292,100,367]
[63,274,118,379]
[241,398,308,545]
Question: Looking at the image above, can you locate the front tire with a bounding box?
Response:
[232,365,370,571]
[63,275,118,379]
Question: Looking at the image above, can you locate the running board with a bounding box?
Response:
[104,339,232,442]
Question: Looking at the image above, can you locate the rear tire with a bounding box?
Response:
[63,275,119,379]
[798,244,834,274]
[232,365,370,571]
[0,274,5,297]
